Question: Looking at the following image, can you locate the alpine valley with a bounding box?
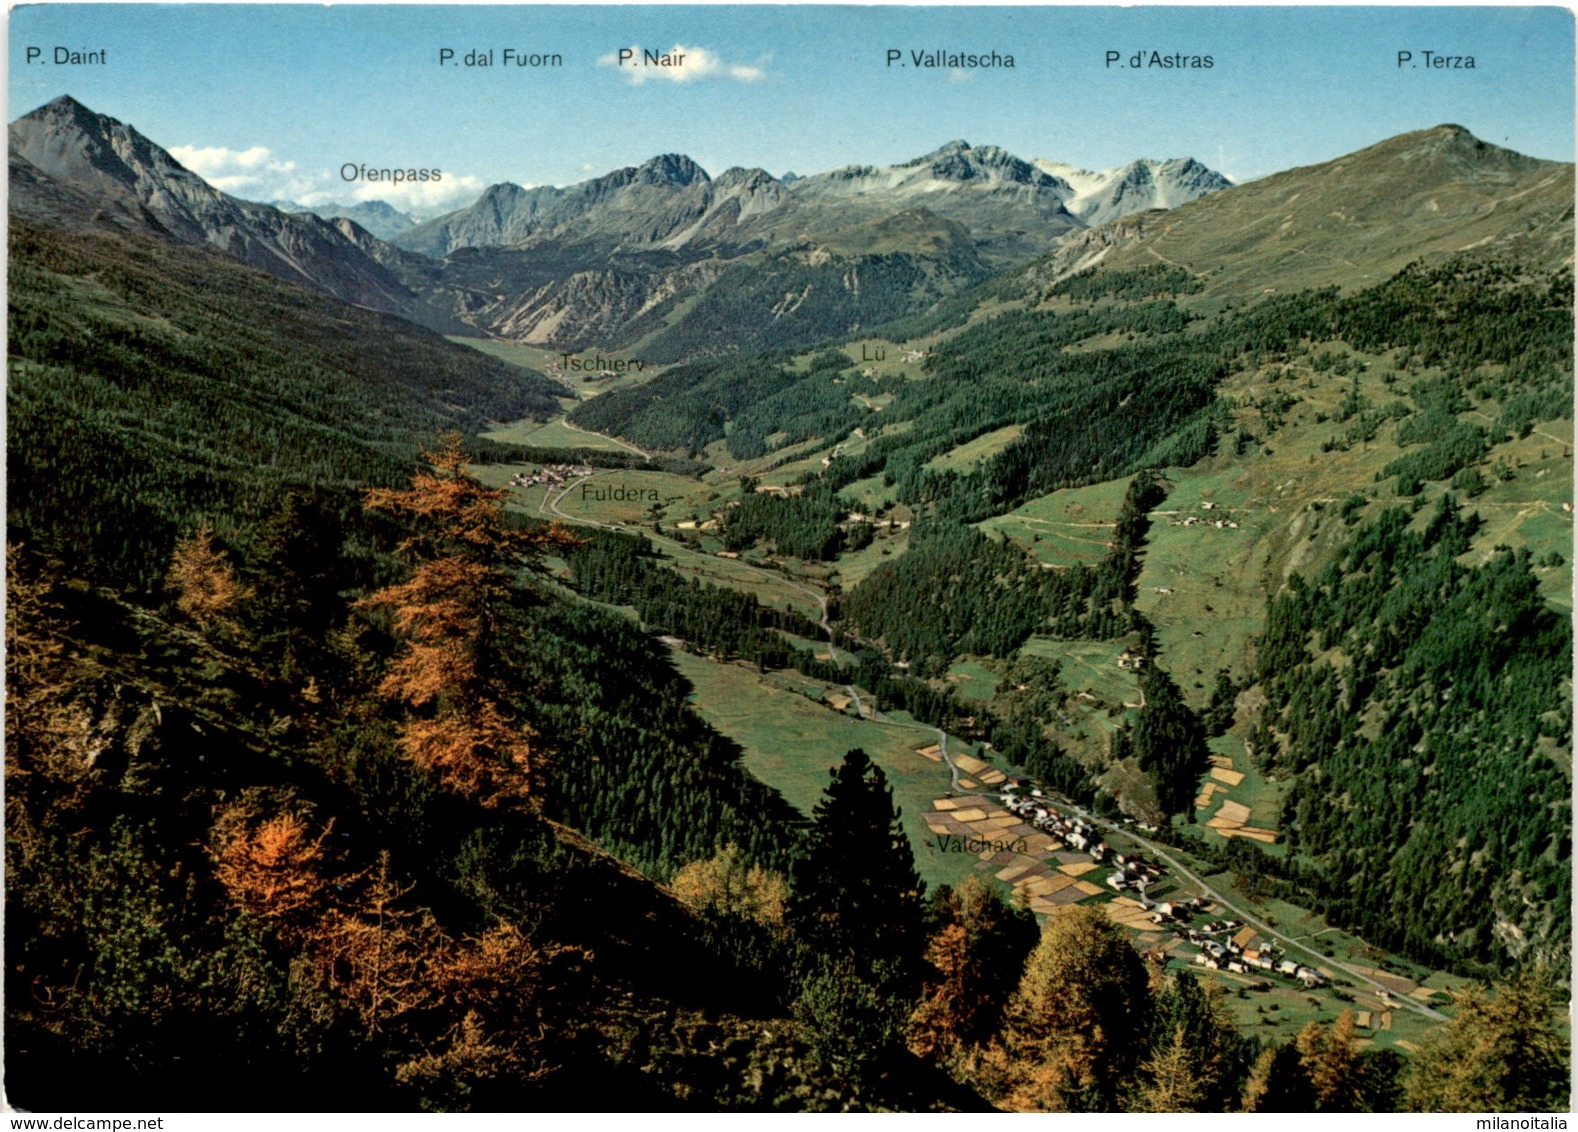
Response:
[7,92,1571,1115]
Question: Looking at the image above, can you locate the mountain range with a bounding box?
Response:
[1019,123,1573,300]
[8,96,1234,356]
[270,198,420,241]
[9,96,414,316]
[390,139,1223,266]
[8,86,1572,1115]
[1032,156,1233,226]
[12,95,1572,364]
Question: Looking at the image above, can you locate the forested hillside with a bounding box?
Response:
[639,244,993,363]
[8,102,1572,1114]
[1254,498,1570,970]
[7,495,836,1109]
[842,479,1151,667]
[8,216,564,590]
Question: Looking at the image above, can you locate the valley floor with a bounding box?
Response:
[474,410,1505,1052]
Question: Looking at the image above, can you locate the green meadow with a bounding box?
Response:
[667,648,991,892]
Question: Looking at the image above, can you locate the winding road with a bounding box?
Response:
[1065,801,1447,1021]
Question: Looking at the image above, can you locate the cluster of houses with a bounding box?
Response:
[845,511,911,532]
[1175,502,1240,529]
[855,350,927,380]
[1148,896,1211,922]
[1179,918,1329,988]
[1106,851,1166,893]
[1000,787,1113,865]
[975,763,1335,997]
[509,464,593,487]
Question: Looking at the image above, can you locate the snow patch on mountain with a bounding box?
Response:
[1034,156,1233,226]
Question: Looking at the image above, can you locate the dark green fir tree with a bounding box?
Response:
[789,748,926,980]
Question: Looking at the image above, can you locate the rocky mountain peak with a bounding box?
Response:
[9,94,414,313]
[636,153,709,186]
[11,93,206,198]
[927,139,973,158]
[1032,154,1232,225]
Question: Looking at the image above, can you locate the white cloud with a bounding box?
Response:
[168,143,486,216]
[597,44,769,85]
[344,174,489,214]
[170,143,317,201]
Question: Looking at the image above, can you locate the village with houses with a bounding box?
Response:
[920,765,1331,990]
[903,708,1466,1044]
[507,463,596,489]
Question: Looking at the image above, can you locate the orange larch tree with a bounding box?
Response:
[359,432,577,804]
[210,804,338,937]
[5,550,97,801]
[166,523,254,633]
[317,851,444,1038]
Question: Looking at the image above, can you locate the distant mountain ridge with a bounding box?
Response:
[393,139,1228,264]
[8,96,1240,354]
[1033,157,1234,226]
[9,95,415,315]
[1016,124,1574,300]
[378,138,1232,352]
[394,153,792,259]
[39,96,1557,361]
[269,198,420,241]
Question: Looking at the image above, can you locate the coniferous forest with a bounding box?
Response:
[6,84,1573,1116]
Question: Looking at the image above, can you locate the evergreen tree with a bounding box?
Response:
[789,748,926,980]
[1132,662,1210,817]
[249,492,356,681]
[1140,969,1246,1111]
[1241,1042,1316,1112]
[792,954,911,1085]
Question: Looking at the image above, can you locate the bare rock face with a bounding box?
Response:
[395,153,746,258]
[10,95,1240,354]
[9,95,415,315]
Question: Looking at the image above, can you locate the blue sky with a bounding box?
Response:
[9,5,1574,214]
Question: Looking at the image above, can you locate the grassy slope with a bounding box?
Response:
[1133,345,1573,708]
[924,424,1024,472]
[482,418,638,452]
[977,477,1131,568]
[1040,127,1576,304]
[667,648,990,892]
